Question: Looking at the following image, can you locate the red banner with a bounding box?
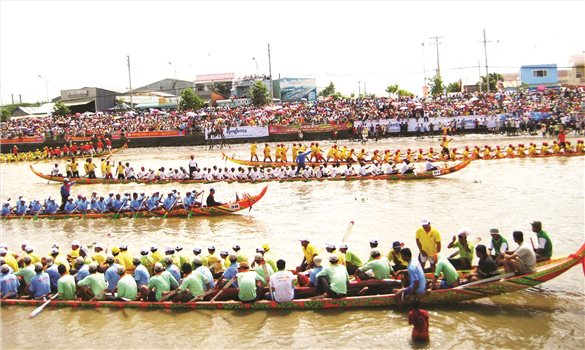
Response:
[66,136,92,142]
[0,136,44,145]
[269,123,350,135]
[125,130,186,138]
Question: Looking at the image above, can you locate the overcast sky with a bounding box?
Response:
[1,0,583,104]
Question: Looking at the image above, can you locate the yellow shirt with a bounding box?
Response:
[71,162,78,171]
[4,253,19,272]
[415,227,441,256]
[92,251,106,265]
[101,161,107,174]
[88,162,96,171]
[27,252,42,264]
[150,251,164,264]
[118,251,135,271]
[250,143,257,155]
[302,243,318,264]
[388,250,407,266]
[292,146,299,160]
[264,146,271,156]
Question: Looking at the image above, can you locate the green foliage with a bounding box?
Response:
[0,102,42,121]
[1,108,11,122]
[207,82,231,97]
[318,82,336,97]
[249,80,270,107]
[386,84,412,97]
[428,75,445,96]
[179,88,206,111]
[447,81,462,93]
[480,73,503,92]
[52,101,71,116]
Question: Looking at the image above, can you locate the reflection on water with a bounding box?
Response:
[1,135,584,349]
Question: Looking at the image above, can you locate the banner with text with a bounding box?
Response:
[205,126,269,140]
[268,123,350,135]
[126,130,186,138]
[0,136,45,145]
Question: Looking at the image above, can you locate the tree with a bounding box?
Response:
[207,82,231,97]
[318,82,336,97]
[480,73,503,92]
[386,84,413,97]
[1,108,10,122]
[428,75,445,96]
[249,80,270,107]
[447,81,462,93]
[52,101,71,116]
[179,88,205,111]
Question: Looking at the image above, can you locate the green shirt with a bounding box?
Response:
[345,251,363,267]
[315,264,349,294]
[140,255,155,275]
[148,271,178,301]
[57,274,77,300]
[537,230,553,258]
[14,265,35,284]
[178,272,208,297]
[358,257,393,279]
[78,273,107,300]
[453,241,475,261]
[434,258,459,285]
[117,274,137,300]
[255,264,274,286]
[236,271,265,301]
[264,252,278,272]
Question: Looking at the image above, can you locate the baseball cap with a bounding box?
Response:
[392,241,402,249]
[369,239,378,245]
[232,244,240,250]
[313,256,322,266]
[489,228,499,234]
[299,238,309,242]
[329,255,339,263]
[420,218,430,226]
[154,263,164,272]
[254,253,263,261]
[193,247,202,254]
[262,243,270,251]
[116,266,126,274]
[238,262,249,269]
[530,220,542,226]
[458,227,472,237]
[326,243,336,249]
[0,248,6,255]
[192,257,202,265]
[208,245,215,250]
[111,246,120,254]
[71,240,80,246]
[340,243,348,249]
[370,249,380,257]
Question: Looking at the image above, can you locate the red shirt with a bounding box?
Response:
[558,132,566,143]
[408,309,429,342]
[97,141,103,149]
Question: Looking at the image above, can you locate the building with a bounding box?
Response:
[501,73,520,90]
[194,73,234,102]
[278,77,317,101]
[519,64,559,88]
[60,87,119,113]
[116,91,177,110]
[558,55,585,86]
[132,78,194,97]
[231,75,272,99]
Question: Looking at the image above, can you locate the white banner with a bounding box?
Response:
[387,122,402,133]
[464,119,477,129]
[205,126,269,140]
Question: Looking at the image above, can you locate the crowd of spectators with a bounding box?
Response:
[1,87,583,141]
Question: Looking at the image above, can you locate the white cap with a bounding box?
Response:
[369,239,378,244]
[50,248,59,254]
[340,243,348,249]
[299,238,309,242]
[208,245,215,250]
[94,242,104,249]
[458,227,472,237]
[193,247,202,254]
[232,244,240,250]
[325,243,336,249]
[0,248,6,254]
[71,240,80,246]
[420,218,430,226]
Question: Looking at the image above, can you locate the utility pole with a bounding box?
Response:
[358,81,361,96]
[481,29,498,92]
[364,81,367,95]
[127,55,133,109]
[478,61,482,93]
[421,42,427,85]
[429,36,443,77]
[267,43,273,100]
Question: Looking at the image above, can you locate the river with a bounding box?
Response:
[1,133,584,349]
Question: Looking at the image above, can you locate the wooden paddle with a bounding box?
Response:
[261,262,274,301]
[113,198,128,220]
[188,287,216,302]
[162,197,179,219]
[342,220,355,243]
[29,293,58,318]
[133,197,149,219]
[210,276,237,302]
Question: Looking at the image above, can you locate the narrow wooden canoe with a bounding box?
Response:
[1,142,129,163]
[223,150,584,168]
[0,186,267,220]
[2,243,582,310]
[30,160,471,185]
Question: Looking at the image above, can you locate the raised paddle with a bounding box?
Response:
[113,198,128,220]
[210,276,237,302]
[162,197,179,219]
[132,197,149,219]
[341,220,355,243]
[29,293,58,318]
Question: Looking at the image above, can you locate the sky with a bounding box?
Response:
[1,0,584,105]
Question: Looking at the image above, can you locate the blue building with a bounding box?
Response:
[520,64,558,88]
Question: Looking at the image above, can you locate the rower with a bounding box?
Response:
[393,248,426,302]
[57,264,77,300]
[114,266,137,301]
[44,257,60,293]
[217,254,239,288]
[73,257,89,282]
[424,159,438,172]
[29,263,51,300]
[15,198,28,216]
[232,244,248,264]
[104,256,123,294]
[118,244,134,272]
[253,253,274,286]
[355,249,394,281]
[415,218,441,271]
[530,220,553,262]
[63,197,77,214]
[429,255,459,290]
[1,202,11,217]
[133,258,151,301]
[388,241,407,271]
[324,243,345,266]
[315,255,349,298]
[447,228,474,270]
[269,259,295,302]
[299,238,318,271]
[236,262,265,303]
[150,246,163,264]
[339,243,362,275]
[147,263,179,301]
[77,263,107,300]
[175,263,209,302]
[488,228,508,266]
[503,231,536,275]
[465,245,499,282]
[206,188,224,207]
[192,256,214,289]
[1,264,20,300]
[164,256,182,284]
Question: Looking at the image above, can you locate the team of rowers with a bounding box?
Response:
[1,139,113,162]
[0,219,553,303]
[1,186,226,216]
[247,138,584,164]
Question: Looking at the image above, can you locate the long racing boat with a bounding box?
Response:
[30,160,471,185]
[1,186,267,220]
[1,142,129,163]
[2,243,582,310]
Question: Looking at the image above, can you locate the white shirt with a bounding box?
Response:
[269,270,295,303]
[189,159,198,168]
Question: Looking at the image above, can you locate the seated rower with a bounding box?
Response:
[236,262,265,303]
[465,244,499,282]
[399,159,415,174]
[269,259,295,303]
[488,228,508,266]
[424,159,438,172]
[51,164,62,177]
[339,243,362,275]
[429,255,460,290]
[355,249,394,281]
[0,264,19,299]
[1,202,11,217]
[147,263,179,301]
[530,220,553,262]
[503,231,536,275]
[206,188,224,207]
[315,255,349,298]
[63,197,78,214]
[174,263,210,302]
[447,228,474,270]
[388,241,407,272]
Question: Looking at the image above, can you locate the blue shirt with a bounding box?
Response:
[166,264,181,283]
[196,266,215,289]
[295,150,312,165]
[130,199,143,211]
[30,201,42,214]
[29,272,51,298]
[1,205,10,216]
[0,272,19,296]
[46,265,60,289]
[104,196,115,210]
[63,201,77,213]
[222,264,239,288]
[183,195,194,207]
[105,264,122,292]
[112,199,125,212]
[15,202,28,215]
[44,201,58,214]
[162,196,176,211]
[407,259,426,295]
[76,264,90,282]
[133,264,150,287]
[309,266,323,286]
